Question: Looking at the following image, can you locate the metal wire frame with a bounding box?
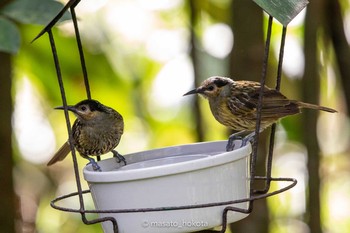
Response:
[33,1,296,232]
[49,177,296,233]
[253,17,288,196]
[35,0,115,230]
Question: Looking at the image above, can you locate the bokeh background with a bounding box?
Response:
[1,0,349,232]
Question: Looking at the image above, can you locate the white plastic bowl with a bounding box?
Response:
[83,141,251,233]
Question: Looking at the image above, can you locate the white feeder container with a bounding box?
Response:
[83,141,251,233]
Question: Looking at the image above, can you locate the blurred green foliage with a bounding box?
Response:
[5,0,350,233]
[0,0,70,53]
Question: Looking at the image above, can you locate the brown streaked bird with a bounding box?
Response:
[47,99,125,171]
[184,76,337,151]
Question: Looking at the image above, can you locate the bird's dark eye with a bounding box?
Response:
[207,86,215,91]
[81,106,87,111]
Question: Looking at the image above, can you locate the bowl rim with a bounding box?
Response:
[83,141,251,183]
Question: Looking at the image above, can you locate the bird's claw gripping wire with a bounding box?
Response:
[112,150,127,165]
[226,135,242,152]
[242,132,255,147]
[226,131,255,151]
[87,157,102,172]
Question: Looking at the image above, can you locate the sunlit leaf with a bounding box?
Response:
[1,0,70,25]
[0,17,20,53]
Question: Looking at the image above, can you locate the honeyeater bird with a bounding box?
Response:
[184,76,337,151]
[47,99,125,171]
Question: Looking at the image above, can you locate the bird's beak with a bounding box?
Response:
[54,105,77,113]
[183,88,202,96]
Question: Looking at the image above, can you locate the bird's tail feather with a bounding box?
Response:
[47,141,71,166]
[298,102,337,113]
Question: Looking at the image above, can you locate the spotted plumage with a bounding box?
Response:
[47,99,125,169]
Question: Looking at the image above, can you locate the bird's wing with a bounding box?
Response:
[248,89,300,120]
[227,85,300,121]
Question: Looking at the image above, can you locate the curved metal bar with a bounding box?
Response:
[50,177,297,214]
[250,15,274,199]
[256,26,288,195]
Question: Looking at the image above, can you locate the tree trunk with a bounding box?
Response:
[189,0,205,142]
[0,51,16,233]
[229,1,269,232]
[230,0,265,81]
[326,0,350,112]
[302,2,325,233]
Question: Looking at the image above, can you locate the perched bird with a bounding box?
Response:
[184,76,337,151]
[47,99,125,171]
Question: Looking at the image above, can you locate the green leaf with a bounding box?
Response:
[1,0,70,25]
[253,0,309,26]
[0,17,20,53]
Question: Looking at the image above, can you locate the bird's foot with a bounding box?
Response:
[241,132,255,147]
[226,131,255,151]
[87,158,102,172]
[226,133,243,151]
[112,150,127,165]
